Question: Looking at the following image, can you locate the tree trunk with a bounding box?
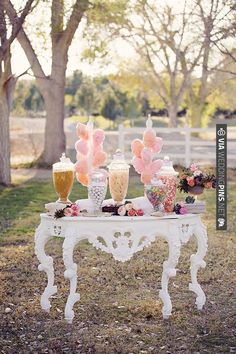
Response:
[168,104,178,127]
[39,48,67,166]
[40,79,66,166]
[0,88,11,185]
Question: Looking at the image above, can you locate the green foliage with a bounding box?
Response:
[75,79,100,115]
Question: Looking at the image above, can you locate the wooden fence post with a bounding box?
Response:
[118,124,124,153]
[185,124,191,167]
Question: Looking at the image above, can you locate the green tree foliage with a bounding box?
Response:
[24,84,44,112]
[75,78,100,116]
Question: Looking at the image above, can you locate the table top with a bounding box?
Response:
[40,213,199,223]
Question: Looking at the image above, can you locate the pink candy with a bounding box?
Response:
[75,122,107,186]
[131,120,163,184]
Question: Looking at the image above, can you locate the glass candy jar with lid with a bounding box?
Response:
[108,149,130,204]
[88,169,108,213]
[52,153,74,203]
[145,175,167,212]
[157,156,178,212]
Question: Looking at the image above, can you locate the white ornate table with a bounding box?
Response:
[34,213,207,323]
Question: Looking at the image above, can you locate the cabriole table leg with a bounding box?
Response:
[189,220,208,310]
[63,234,81,323]
[159,231,181,319]
[34,223,57,312]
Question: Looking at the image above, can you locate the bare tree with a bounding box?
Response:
[187,0,236,127]
[6,0,89,166]
[85,0,235,127]
[0,0,35,185]
[84,0,205,127]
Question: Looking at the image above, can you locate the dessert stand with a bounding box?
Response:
[34,210,207,323]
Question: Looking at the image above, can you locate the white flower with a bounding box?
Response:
[125,203,133,211]
[193,170,202,177]
[118,205,127,216]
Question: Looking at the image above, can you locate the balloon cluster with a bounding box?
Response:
[75,121,107,186]
[131,117,163,184]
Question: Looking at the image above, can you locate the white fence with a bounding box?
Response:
[109,124,236,167]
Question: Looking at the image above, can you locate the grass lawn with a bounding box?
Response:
[0,177,236,354]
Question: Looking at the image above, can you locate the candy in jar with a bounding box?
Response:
[88,168,108,213]
[108,150,130,204]
[145,176,166,212]
[157,156,178,212]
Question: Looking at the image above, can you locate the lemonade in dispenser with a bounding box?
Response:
[52,153,74,203]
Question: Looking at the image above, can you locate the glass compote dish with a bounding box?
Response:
[52,153,74,204]
[145,175,167,213]
[88,169,108,214]
[157,156,178,212]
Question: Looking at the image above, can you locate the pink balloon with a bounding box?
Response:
[132,157,145,173]
[76,123,89,140]
[141,147,153,165]
[93,151,107,167]
[150,159,163,173]
[152,137,163,153]
[141,167,153,184]
[75,140,88,155]
[93,129,105,146]
[131,139,144,158]
[143,129,156,148]
[75,159,88,174]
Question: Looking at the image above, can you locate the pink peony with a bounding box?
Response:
[187,176,195,187]
[136,209,144,216]
[64,208,73,217]
[128,208,137,216]
[205,181,212,189]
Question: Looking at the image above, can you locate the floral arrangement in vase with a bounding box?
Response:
[131,116,163,184]
[178,163,216,194]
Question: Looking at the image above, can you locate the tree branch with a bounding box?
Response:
[5,0,47,91]
[61,0,88,49]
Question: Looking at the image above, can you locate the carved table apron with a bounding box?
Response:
[34,213,207,323]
